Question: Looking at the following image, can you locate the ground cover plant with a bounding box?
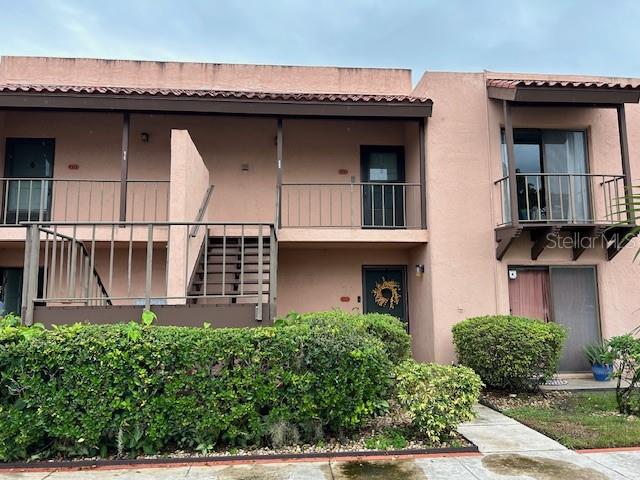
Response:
[484,391,640,449]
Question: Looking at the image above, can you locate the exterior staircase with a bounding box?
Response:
[187,231,271,306]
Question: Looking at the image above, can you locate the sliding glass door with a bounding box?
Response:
[501,130,591,222]
[549,267,600,372]
[543,131,590,222]
[508,266,600,372]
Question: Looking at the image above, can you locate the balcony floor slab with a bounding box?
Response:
[278,227,428,247]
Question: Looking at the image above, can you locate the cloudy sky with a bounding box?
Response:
[1,0,639,83]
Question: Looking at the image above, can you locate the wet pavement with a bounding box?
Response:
[2,452,639,480]
[2,405,639,479]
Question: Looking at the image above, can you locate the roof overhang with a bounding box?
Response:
[487,79,640,105]
[0,85,433,119]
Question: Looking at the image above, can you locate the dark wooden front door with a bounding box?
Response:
[363,266,408,329]
[4,138,55,222]
[0,268,23,316]
[361,146,405,227]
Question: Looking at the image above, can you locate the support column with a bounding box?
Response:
[21,224,40,325]
[617,104,635,224]
[119,112,130,222]
[269,118,283,320]
[276,118,283,228]
[20,225,32,323]
[418,118,427,229]
[503,100,519,227]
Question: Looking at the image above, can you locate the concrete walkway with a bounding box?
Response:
[1,405,639,479]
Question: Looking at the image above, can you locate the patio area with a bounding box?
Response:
[541,376,625,391]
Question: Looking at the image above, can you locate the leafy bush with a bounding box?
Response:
[276,310,411,364]
[609,332,640,415]
[0,320,392,460]
[452,315,566,392]
[394,360,481,442]
[0,313,44,342]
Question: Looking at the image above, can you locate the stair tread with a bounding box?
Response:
[188,232,274,301]
[205,260,271,265]
[195,282,269,285]
[209,238,271,241]
[189,288,269,293]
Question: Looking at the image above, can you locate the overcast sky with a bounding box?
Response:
[1,0,639,84]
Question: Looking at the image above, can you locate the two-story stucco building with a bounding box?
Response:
[1,56,639,373]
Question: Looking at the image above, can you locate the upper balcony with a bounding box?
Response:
[0,116,428,248]
[277,139,427,245]
[495,172,627,226]
[495,172,633,259]
[0,177,169,224]
[0,75,431,247]
[488,78,640,260]
[281,181,422,228]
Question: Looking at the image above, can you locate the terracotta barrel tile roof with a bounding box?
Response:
[487,78,640,90]
[0,83,431,104]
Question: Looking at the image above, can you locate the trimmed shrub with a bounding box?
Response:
[452,315,566,392]
[276,310,411,364]
[0,320,392,460]
[395,360,481,442]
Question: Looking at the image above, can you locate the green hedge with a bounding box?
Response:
[452,315,566,392]
[276,310,411,364]
[395,360,481,442]
[0,320,392,460]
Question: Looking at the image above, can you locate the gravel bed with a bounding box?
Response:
[20,409,471,464]
[481,389,571,411]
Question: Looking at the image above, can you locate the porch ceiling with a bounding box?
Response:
[487,78,640,104]
[0,83,433,118]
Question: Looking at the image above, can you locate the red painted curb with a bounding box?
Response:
[576,446,640,454]
[1,451,482,473]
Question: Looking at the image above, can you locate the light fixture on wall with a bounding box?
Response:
[415,264,425,277]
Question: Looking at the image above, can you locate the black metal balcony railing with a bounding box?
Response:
[495,173,631,226]
[0,178,170,224]
[280,182,423,229]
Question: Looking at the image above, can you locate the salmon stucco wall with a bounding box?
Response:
[414,72,499,363]
[0,56,413,95]
[167,129,211,302]
[277,246,409,316]
[407,243,433,361]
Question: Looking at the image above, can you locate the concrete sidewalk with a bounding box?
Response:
[1,405,639,479]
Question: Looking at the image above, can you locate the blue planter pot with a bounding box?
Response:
[591,363,613,381]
